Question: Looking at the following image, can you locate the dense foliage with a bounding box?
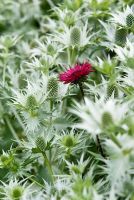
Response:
[0,0,134,199]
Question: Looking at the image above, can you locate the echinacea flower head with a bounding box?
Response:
[59,62,93,84]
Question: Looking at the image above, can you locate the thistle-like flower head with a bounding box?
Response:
[118,67,134,89]
[0,179,33,200]
[54,22,92,48]
[71,97,129,137]
[114,39,134,63]
[59,62,93,84]
[111,6,134,27]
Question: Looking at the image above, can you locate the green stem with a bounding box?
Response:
[110,133,122,148]
[11,108,25,130]
[61,98,67,115]
[2,50,8,87]
[42,151,54,184]
[50,99,53,112]
[67,47,71,66]
[50,99,53,125]
[70,47,77,65]
[49,99,53,162]
[25,174,45,188]
[5,116,20,143]
[3,64,6,87]
[96,134,105,158]
[88,46,105,58]
[78,82,85,103]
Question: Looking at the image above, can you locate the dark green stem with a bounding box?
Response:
[50,99,53,125]
[5,116,20,143]
[25,174,45,188]
[42,151,54,184]
[96,134,105,158]
[78,82,85,103]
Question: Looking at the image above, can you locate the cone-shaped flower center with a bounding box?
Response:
[126,14,134,27]
[47,77,58,98]
[70,27,81,46]
[11,186,23,200]
[102,111,113,128]
[26,95,38,113]
[115,28,127,46]
[18,74,27,90]
[62,135,76,148]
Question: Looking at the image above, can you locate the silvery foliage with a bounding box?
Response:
[0,0,134,200]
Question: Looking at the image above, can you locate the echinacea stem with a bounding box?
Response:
[96,134,105,158]
[78,82,85,103]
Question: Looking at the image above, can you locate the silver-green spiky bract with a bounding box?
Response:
[36,136,46,152]
[0,155,8,163]
[64,11,75,26]
[107,84,118,98]
[18,74,27,89]
[47,44,55,56]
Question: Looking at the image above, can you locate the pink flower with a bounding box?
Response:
[59,62,93,84]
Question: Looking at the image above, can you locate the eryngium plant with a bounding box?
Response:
[0,0,134,199]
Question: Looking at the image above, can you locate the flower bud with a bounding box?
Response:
[70,27,81,46]
[115,28,127,45]
[11,186,23,200]
[64,12,75,26]
[26,95,38,111]
[62,135,76,148]
[18,74,27,89]
[126,14,134,27]
[47,44,55,56]
[101,111,113,128]
[47,77,58,99]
